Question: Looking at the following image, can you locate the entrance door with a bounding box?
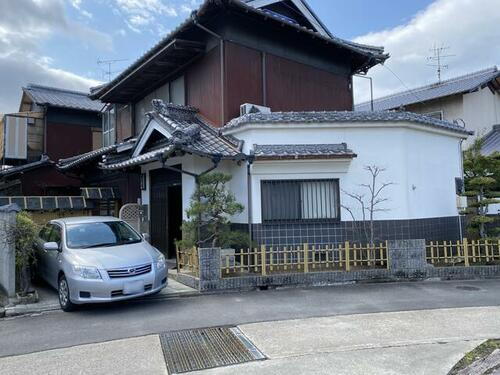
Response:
[150,167,182,259]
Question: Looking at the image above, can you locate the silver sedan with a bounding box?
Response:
[35,216,168,311]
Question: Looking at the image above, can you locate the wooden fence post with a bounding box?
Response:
[386,240,390,269]
[261,244,267,276]
[345,241,350,272]
[304,243,309,273]
[463,238,469,267]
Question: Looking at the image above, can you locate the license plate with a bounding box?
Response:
[123,280,144,295]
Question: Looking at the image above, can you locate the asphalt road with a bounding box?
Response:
[1,279,500,358]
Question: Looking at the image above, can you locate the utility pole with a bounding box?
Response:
[427,44,454,83]
[97,58,128,82]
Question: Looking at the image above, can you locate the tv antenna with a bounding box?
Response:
[427,44,454,83]
[97,58,128,81]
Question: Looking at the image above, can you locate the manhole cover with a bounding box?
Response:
[456,285,480,291]
[160,327,265,373]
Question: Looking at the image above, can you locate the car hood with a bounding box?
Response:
[68,242,159,270]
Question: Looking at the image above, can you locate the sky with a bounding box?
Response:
[0,0,499,113]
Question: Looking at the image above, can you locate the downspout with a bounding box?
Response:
[458,138,465,240]
[191,13,225,125]
[247,155,255,248]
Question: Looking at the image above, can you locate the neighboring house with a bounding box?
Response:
[481,124,500,156]
[356,67,500,146]
[0,85,113,219]
[63,0,470,258]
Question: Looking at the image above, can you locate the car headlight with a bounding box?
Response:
[156,254,166,270]
[73,265,102,279]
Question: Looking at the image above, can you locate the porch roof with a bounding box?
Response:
[252,143,357,160]
[223,110,474,136]
[0,155,52,179]
[57,139,136,170]
[100,101,245,170]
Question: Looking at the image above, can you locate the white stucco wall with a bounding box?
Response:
[225,121,466,224]
[138,121,467,226]
[462,87,500,145]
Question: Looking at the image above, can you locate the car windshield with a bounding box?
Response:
[66,221,142,249]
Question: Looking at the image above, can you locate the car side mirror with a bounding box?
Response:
[142,233,150,242]
[43,242,60,252]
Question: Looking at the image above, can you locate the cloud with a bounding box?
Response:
[353,0,500,104]
[69,0,93,18]
[0,0,105,113]
[114,0,178,33]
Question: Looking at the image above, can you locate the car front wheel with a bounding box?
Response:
[58,275,76,312]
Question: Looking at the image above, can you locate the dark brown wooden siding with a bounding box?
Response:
[265,54,353,112]
[186,46,222,126]
[46,122,93,161]
[224,42,263,123]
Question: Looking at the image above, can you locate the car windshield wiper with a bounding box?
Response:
[117,239,142,245]
[79,242,117,249]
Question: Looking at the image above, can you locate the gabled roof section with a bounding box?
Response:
[223,110,473,136]
[23,84,103,112]
[91,0,387,102]
[243,0,332,38]
[356,66,500,112]
[100,100,245,170]
[481,125,500,156]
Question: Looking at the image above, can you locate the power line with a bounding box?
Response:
[382,64,426,107]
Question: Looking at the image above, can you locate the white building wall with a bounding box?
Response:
[463,87,500,144]
[226,122,465,224]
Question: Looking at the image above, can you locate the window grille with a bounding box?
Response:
[261,179,340,222]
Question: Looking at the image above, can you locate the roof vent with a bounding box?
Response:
[240,103,271,116]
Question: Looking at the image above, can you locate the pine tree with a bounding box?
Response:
[462,138,500,238]
[178,172,247,248]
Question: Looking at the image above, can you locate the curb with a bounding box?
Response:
[1,291,202,319]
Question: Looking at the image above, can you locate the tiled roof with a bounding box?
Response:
[356,67,500,111]
[223,110,473,136]
[57,143,121,170]
[482,125,500,156]
[0,155,52,179]
[100,101,245,170]
[253,143,356,160]
[91,0,387,100]
[23,84,103,112]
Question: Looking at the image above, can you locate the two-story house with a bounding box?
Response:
[356,66,500,147]
[0,84,114,218]
[62,0,471,258]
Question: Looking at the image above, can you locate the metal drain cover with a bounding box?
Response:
[160,327,265,373]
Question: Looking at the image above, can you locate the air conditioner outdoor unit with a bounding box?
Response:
[240,103,271,116]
